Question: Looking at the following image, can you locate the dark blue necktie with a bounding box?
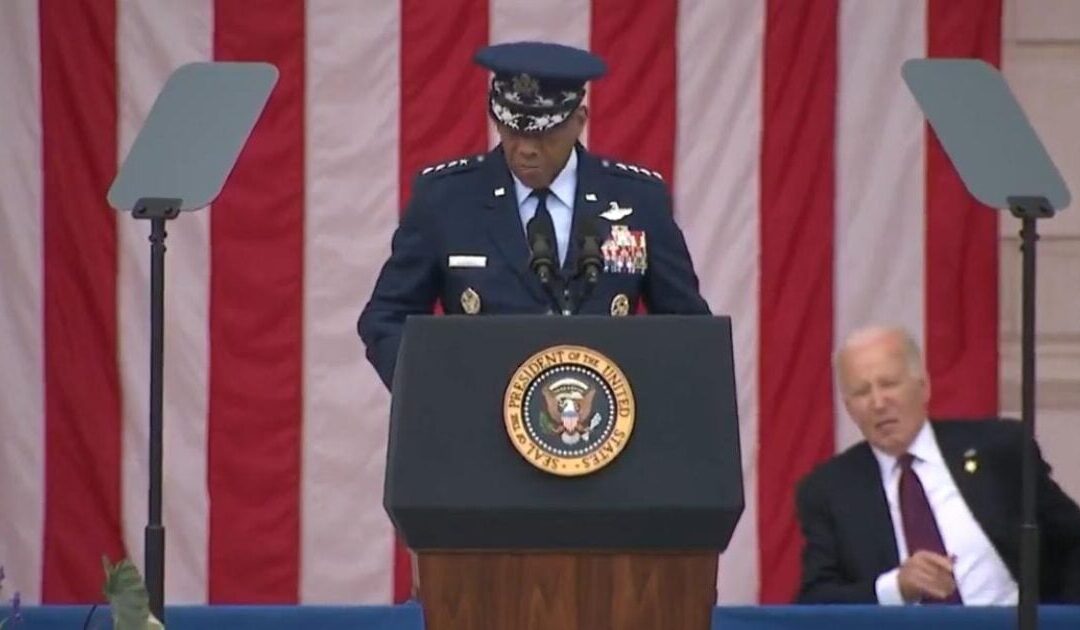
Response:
[528,188,558,265]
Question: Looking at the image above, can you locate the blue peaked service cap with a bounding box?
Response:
[475,41,607,135]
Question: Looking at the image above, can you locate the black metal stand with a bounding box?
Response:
[1008,195,1054,630]
[132,197,182,623]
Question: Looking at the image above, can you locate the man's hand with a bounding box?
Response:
[897,551,957,603]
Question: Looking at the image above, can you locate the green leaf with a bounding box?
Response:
[539,410,559,434]
[102,556,158,630]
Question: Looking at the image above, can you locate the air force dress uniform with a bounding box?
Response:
[358,42,710,388]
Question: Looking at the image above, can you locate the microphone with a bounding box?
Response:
[575,218,604,285]
[565,218,605,315]
[527,215,557,285]
[527,214,564,313]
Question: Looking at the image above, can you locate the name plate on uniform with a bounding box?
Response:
[448,255,487,268]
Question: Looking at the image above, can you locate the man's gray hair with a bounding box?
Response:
[834,325,926,379]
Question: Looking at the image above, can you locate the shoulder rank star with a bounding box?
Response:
[614,161,664,180]
[419,154,481,176]
[421,158,466,175]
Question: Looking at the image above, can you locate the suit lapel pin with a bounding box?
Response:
[494,187,506,198]
[461,287,481,314]
[585,193,598,202]
[963,448,978,474]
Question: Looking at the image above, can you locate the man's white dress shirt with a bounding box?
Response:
[872,421,1018,605]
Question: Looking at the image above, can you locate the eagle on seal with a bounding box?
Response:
[541,378,602,445]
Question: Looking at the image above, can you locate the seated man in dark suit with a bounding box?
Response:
[796,325,1080,605]
[357,41,709,389]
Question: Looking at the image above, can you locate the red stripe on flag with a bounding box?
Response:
[590,0,676,317]
[759,0,838,603]
[208,1,305,603]
[399,0,490,201]
[925,0,1001,418]
[39,0,126,602]
[589,0,678,182]
[396,0,489,603]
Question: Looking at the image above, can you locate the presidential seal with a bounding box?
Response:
[503,345,635,477]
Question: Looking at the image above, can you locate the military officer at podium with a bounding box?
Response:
[358,41,710,389]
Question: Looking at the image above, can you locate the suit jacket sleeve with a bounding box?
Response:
[1035,437,1080,602]
[356,178,441,389]
[795,473,880,604]
[641,186,711,315]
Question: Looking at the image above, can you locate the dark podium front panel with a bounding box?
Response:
[384,315,743,551]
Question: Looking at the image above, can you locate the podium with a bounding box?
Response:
[384,315,744,630]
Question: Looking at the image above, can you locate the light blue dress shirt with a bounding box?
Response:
[512,149,577,267]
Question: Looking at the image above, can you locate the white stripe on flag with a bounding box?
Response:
[675,0,763,604]
[117,0,214,603]
[834,0,927,450]
[301,0,400,603]
[0,0,44,604]
[490,0,590,46]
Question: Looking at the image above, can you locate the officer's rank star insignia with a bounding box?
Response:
[963,448,978,474]
[461,287,481,314]
[610,293,630,316]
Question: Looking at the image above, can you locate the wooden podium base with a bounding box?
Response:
[416,551,718,630]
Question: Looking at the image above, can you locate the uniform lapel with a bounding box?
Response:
[562,145,607,280]
[482,146,549,304]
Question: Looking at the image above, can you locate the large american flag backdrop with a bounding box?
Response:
[0,0,1000,606]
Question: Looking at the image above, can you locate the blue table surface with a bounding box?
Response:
[714,605,1080,629]
[2,604,1078,629]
